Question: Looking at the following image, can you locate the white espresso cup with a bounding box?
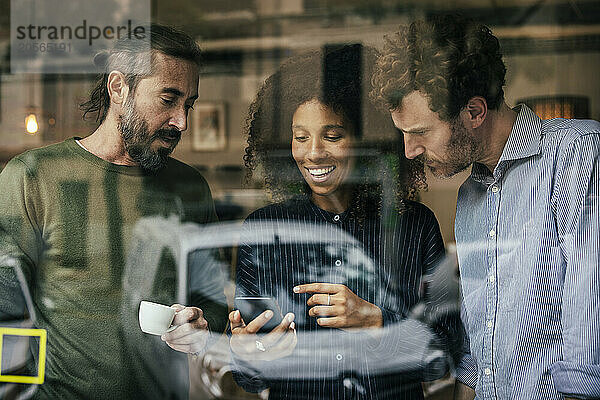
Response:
[139,300,177,335]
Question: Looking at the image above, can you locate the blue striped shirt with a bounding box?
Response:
[454,105,600,399]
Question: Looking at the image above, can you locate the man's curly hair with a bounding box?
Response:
[244,44,426,220]
[371,14,506,121]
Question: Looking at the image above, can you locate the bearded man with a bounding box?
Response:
[0,24,227,399]
[373,14,600,400]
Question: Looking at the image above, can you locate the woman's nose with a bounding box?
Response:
[306,138,328,161]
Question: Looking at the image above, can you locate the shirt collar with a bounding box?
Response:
[470,104,543,184]
[497,104,543,164]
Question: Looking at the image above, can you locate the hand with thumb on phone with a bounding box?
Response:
[229,306,297,362]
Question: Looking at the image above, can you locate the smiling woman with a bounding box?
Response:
[229,45,461,400]
[243,44,426,222]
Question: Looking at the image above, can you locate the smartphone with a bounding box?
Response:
[235,296,284,333]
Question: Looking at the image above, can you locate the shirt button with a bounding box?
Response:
[489,275,495,283]
[333,215,340,222]
[484,368,491,376]
[489,230,496,238]
[343,378,353,389]
[491,185,499,193]
[335,260,342,267]
[336,353,343,361]
[487,320,493,328]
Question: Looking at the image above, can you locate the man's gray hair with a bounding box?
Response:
[81,23,202,123]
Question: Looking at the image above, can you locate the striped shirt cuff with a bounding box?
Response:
[549,361,600,399]
[454,353,478,389]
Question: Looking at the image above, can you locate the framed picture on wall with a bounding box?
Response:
[191,102,226,151]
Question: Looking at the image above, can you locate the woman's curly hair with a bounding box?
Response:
[371,14,506,121]
[244,44,426,220]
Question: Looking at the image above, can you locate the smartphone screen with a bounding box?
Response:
[235,296,284,333]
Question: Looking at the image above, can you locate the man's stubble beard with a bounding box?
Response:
[118,95,180,173]
[421,117,483,179]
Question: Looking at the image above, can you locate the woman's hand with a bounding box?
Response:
[229,309,297,361]
[294,283,383,330]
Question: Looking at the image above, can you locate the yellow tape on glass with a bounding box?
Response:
[0,327,47,384]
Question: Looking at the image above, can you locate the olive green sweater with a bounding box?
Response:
[0,138,227,399]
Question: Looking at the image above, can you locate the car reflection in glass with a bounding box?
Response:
[121,215,461,399]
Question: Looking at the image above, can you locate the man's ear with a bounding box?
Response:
[463,96,487,129]
[107,71,130,106]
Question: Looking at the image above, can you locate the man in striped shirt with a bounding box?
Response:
[372,14,600,400]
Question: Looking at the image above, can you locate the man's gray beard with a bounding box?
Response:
[118,99,171,173]
[423,118,482,179]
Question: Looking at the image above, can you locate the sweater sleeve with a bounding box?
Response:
[0,157,42,321]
